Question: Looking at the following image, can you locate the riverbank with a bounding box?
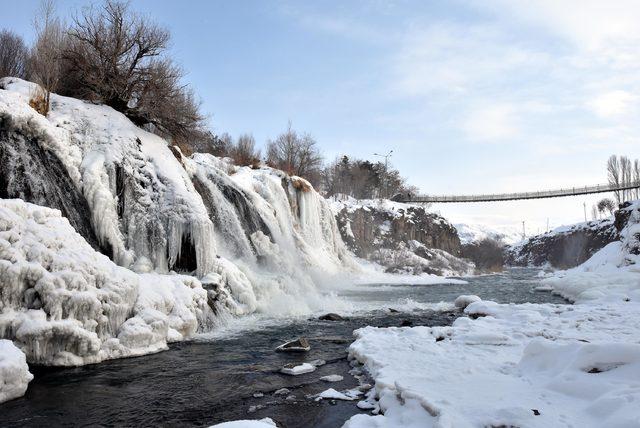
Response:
[0,270,565,427]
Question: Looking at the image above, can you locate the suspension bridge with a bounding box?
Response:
[396,182,640,203]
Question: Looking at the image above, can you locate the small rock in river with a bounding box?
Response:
[319,313,344,321]
[276,337,310,352]
[274,388,290,395]
[253,392,264,398]
[400,319,413,327]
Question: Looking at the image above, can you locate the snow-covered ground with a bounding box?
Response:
[0,339,33,403]
[343,203,640,427]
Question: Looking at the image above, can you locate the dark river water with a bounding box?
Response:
[1,268,567,428]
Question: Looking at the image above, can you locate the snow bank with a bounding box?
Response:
[345,205,640,427]
[208,418,276,428]
[0,339,33,403]
[346,301,640,427]
[542,201,640,303]
[0,199,217,365]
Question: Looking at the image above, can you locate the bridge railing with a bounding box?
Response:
[403,181,640,203]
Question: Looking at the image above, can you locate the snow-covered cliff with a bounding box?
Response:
[330,196,473,276]
[507,219,618,268]
[0,78,358,367]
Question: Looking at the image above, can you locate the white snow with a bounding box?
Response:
[0,339,33,403]
[208,418,277,428]
[343,201,640,427]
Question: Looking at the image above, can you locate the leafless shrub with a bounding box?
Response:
[62,0,204,142]
[232,133,261,167]
[28,84,49,115]
[266,122,323,185]
[0,30,28,78]
[28,0,67,115]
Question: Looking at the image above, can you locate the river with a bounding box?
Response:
[1,268,567,428]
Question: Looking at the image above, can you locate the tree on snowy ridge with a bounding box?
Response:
[27,0,68,115]
[61,0,205,144]
[0,30,28,79]
[607,155,640,204]
[266,122,324,186]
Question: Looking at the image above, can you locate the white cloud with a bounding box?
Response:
[463,104,519,142]
[588,90,636,118]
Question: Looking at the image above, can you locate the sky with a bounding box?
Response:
[2,0,639,234]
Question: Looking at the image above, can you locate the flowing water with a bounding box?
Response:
[1,268,567,428]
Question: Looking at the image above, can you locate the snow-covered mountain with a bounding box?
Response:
[454,223,522,246]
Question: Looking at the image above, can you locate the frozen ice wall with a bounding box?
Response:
[0,77,216,276]
[0,199,220,365]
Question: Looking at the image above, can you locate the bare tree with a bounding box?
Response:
[0,30,28,78]
[232,134,260,166]
[634,159,640,200]
[63,0,203,141]
[266,122,323,184]
[597,198,616,217]
[28,0,67,114]
[607,155,622,204]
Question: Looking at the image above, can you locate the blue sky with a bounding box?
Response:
[2,0,639,232]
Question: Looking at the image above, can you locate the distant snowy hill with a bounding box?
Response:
[454,223,522,246]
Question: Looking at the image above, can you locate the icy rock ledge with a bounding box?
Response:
[0,339,33,403]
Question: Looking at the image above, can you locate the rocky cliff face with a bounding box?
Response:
[331,198,473,276]
[507,218,619,269]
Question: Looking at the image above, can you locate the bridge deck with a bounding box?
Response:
[400,182,640,203]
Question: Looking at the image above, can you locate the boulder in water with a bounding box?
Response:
[454,294,482,310]
[275,337,310,352]
[319,313,344,321]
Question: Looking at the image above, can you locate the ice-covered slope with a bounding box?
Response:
[0,78,361,366]
[0,199,219,366]
[0,77,215,275]
[0,78,357,310]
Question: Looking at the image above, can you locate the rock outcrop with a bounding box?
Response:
[507,218,619,269]
[331,197,473,276]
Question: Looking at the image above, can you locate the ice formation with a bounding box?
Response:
[0,78,363,366]
[0,199,218,365]
[0,339,33,403]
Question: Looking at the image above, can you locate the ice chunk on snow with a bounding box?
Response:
[280,362,316,375]
[0,340,33,403]
[315,388,357,401]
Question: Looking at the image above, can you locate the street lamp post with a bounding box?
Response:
[373,150,393,199]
